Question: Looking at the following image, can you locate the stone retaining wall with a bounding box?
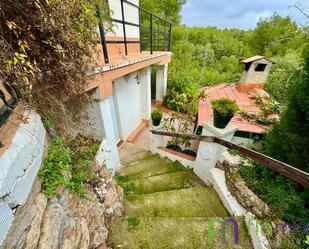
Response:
[0,110,46,245]
[216,159,270,218]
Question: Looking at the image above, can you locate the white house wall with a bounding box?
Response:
[113,71,142,139]
[106,0,140,38]
[78,91,105,140]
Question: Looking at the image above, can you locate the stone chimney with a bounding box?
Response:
[236,56,275,92]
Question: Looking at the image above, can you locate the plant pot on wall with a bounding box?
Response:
[151,109,163,126]
[211,98,239,129]
[213,110,234,129]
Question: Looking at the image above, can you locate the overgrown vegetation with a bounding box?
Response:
[239,96,282,125]
[0,0,110,134]
[39,136,99,198]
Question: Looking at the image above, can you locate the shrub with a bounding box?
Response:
[151,109,163,120]
[211,98,239,115]
[239,161,309,224]
[39,136,99,198]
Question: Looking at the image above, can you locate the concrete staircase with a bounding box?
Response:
[110,148,253,249]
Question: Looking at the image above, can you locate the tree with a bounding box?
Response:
[264,47,309,172]
[250,14,304,56]
[140,0,186,24]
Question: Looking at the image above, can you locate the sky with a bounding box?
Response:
[181,0,309,30]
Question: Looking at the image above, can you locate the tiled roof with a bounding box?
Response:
[198,83,271,134]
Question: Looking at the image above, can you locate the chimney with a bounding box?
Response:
[236,55,275,92]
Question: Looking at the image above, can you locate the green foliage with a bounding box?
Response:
[151,109,163,120]
[264,47,309,172]
[42,113,55,131]
[127,217,140,230]
[163,88,199,115]
[0,0,111,134]
[239,161,309,224]
[39,136,99,198]
[265,51,303,103]
[249,14,305,56]
[140,0,186,24]
[162,112,193,148]
[211,98,239,115]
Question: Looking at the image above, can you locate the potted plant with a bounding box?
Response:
[151,109,163,126]
[211,98,239,129]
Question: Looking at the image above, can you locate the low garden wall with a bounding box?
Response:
[0,110,46,245]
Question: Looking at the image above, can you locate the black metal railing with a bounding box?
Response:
[97,0,172,64]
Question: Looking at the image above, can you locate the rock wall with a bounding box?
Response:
[1,165,123,249]
[216,160,270,218]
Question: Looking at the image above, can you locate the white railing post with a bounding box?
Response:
[194,121,238,185]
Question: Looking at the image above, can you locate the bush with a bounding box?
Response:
[151,109,163,120]
[263,47,309,172]
[239,161,309,224]
[211,98,239,115]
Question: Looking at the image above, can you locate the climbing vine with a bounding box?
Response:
[240,96,282,125]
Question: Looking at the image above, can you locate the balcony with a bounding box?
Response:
[95,0,172,69]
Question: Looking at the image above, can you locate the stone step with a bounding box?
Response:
[121,150,154,165]
[124,187,229,218]
[116,160,185,182]
[121,170,205,195]
[110,217,253,249]
[118,154,170,176]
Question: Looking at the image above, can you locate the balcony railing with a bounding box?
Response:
[97,0,172,64]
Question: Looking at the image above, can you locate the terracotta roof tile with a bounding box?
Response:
[198,83,271,134]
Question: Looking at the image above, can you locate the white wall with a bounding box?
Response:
[231,136,253,146]
[0,111,46,246]
[156,64,168,101]
[113,72,142,139]
[78,90,105,140]
[106,0,140,38]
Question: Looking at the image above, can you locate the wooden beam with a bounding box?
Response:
[150,130,214,142]
[213,137,309,188]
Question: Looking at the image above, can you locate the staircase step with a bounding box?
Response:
[124,187,229,218]
[117,160,185,182]
[118,154,169,176]
[121,150,154,165]
[109,217,253,249]
[121,170,205,195]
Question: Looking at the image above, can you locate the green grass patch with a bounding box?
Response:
[39,135,99,198]
[127,217,140,230]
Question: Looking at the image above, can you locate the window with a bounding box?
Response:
[255,63,267,72]
[244,62,252,71]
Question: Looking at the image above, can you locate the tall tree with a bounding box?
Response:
[250,14,304,56]
[140,0,186,24]
[264,46,309,172]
